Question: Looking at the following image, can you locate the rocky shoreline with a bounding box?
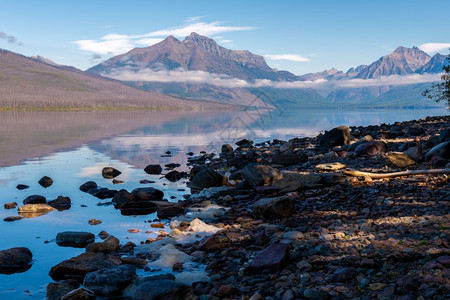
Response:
[1,115,449,299]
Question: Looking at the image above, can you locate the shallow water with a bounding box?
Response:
[0,108,447,298]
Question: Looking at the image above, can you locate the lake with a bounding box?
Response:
[0,108,447,298]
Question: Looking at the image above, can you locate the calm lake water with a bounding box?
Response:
[0,108,448,298]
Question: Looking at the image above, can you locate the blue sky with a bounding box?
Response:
[0,0,449,75]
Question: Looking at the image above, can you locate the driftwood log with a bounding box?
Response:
[343,168,450,179]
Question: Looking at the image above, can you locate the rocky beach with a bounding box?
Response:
[1,115,449,299]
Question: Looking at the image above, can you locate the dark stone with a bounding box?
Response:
[396,275,418,291]
[131,187,164,201]
[38,176,53,188]
[229,171,243,181]
[46,279,80,300]
[157,205,185,219]
[0,247,33,274]
[241,163,282,188]
[48,196,71,211]
[218,285,240,296]
[247,243,289,274]
[87,187,117,199]
[271,153,308,166]
[303,288,330,300]
[428,156,448,168]
[85,236,120,253]
[83,265,136,296]
[235,139,253,147]
[439,128,450,143]
[221,144,234,153]
[120,201,158,215]
[4,202,17,209]
[165,163,181,169]
[56,231,95,248]
[252,196,294,219]
[165,170,186,182]
[49,252,117,282]
[111,189,135,209]
[3,216,23,222]
[134,279,193,300]
[16,184,29,190]
[319,125,351,149]
[198,234,226,251]
[355,141,388,156]
[101,167,121,179]
[332,267,355,282]
[425,141,450,161]
[144,164,163,175]
[23,194,46,205]
[79,181,97,192]
[190,168,226,192]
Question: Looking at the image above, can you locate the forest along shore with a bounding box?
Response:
[2,115,449,299]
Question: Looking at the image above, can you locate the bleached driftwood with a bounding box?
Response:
[343,168,450,179]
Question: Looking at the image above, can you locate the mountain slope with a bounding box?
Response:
[0,49,224,110]
[88,32,298,82]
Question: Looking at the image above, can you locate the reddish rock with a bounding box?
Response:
[247,243,289,274]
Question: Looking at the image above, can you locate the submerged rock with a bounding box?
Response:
[101,167,121,179]
[38,176,53,188]
[131,187,164,201]
[56,231,95,248]
[112,189,135,209]
[16,184,29,190]
[4,202,17,209]
[88,187,118,199]
[120,202,158,215]
[0,247,33,274]
[48,196,71,211]
[165,170,186,182]
[23,194,46,205]
[79,181,98,192]
[144,164,163,175]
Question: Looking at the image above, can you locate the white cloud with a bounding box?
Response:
[186,16,204,23]
[264,54,310,62]
[100,67,443,90]
[418,43,450,53]
[74,21,256,56]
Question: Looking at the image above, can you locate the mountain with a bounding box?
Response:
[88,32,298,82]
[0,49,223,110]
[87,33,447,108]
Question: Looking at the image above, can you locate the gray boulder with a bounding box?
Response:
[56,231,95,248]
[83,265,136,297]
[241,164,282,188]
[425,141,450,161]
[319,125,351,149]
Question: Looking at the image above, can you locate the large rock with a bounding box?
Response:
[425,141,450,161]
[101,167,121,179]
[157,205,185,219]
[405,145,424,162]
[189,168,227,192]
[252,196,294,219]
[120,201,158,216]
[133,279,193,300]
[56,232,95,248]
[79,181,97,192]
[18,203,55,218]
[439,128,450,143]
[48,196,71,211]
[23,195,46,205]
[88,187,118,199]
[355,141,388,156]
[164,170,187,182]
[49,252,118,282]
[386,152,416,168]
[0,247,33,274]
[273,172,323,192]
[247,244,290,274]
[38,176,53,188]
[46,279,80,300]
[83,265,136,297]
[241,164,282,188]
[131,187,164,201]
[144,164,163,175]
[271,153,308,166]
[319,125,351,149]
[85,236,121,253]
[112,189,135,209]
